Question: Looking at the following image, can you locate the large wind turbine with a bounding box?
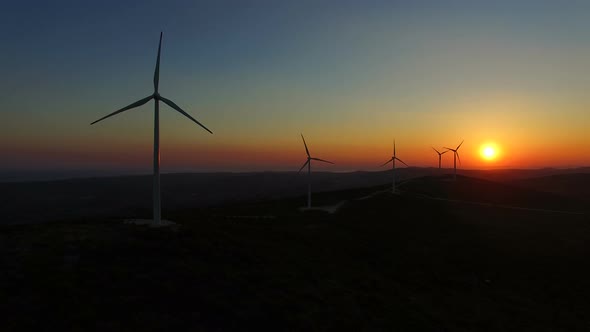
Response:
[444,140,464,180]
[91,32,212,226]
[432,147,448,169]
[298,134,334,209]
[381,140,408,193]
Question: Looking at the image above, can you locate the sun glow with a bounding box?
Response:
[480,144,498,161]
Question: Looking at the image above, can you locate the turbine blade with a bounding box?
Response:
[91,95,153,125]
[432,147,440,154]
[443,147,455,151]
[441,150,449,155]
[311,157,334,164]
[154,32,162,92]
[298,159,310,173]
[457,139,464,150]
[301,134,310,157]
[456,151,462,165]
[393,139,396,156]
[395,157,409,167]
[160,96,213,134]
[381,158,393,167]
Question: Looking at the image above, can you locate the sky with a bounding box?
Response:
[1,0,590,175]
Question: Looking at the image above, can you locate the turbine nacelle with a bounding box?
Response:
[381,139,408,167]
[380,157,408,167]
[298,134,334,173]
[444,139,464,152]
[432,147,448,156]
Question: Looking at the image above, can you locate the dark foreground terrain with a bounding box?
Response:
[2,174,590,331]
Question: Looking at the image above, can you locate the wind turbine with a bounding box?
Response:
[381,140,408,193]
[298,134,334,209]
[432,147,448,169]
[91,32,212,226]
[444,140,464,181]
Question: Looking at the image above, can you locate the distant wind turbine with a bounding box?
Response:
[381,140,408,193]
[91,32,212,226]
[444,140,464,181]
[298,134,334,209]
[432,147,448,169]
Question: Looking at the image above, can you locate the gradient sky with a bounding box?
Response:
[2,0,589,174]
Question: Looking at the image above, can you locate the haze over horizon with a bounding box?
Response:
[2,0,590,176]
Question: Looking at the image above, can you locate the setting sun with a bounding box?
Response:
[480,144,498,161]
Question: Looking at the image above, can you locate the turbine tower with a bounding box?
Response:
[432,147,448,169]
[444,140,464,181]
[381,140,408,193]
[298,134,334,209]
[91,32,212,226]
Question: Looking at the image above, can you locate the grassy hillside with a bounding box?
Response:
[2,176,589,331]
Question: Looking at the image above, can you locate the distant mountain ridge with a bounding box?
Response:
[1,166,589,183]
[1,169,588,225]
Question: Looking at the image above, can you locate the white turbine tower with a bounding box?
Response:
[298,134,334,209]
[432,147,448,169]
[381,140,408,193]
[444,140,464,181]
[91,32,212,226]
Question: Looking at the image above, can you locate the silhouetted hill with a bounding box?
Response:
[511,173,590,201]
[2,175,589,331]
[455,167,590,182]
[0,170,431,224]
[400,174,588,213]
[1,169,588,225]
